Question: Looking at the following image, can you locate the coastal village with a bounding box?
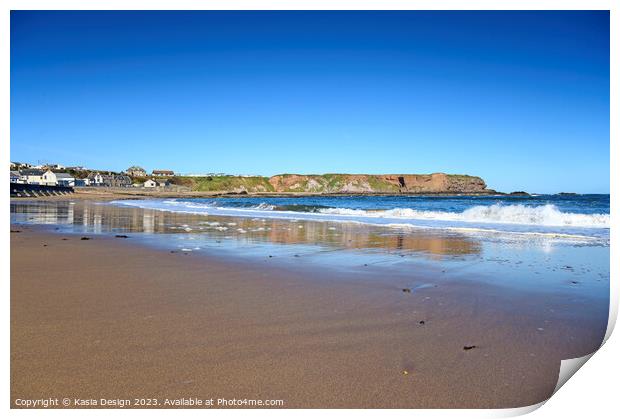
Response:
[10,162,177,189]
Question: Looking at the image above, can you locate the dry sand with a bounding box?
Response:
[10,226,606,408]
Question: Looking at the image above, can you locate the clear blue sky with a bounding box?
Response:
[11,11,609,193]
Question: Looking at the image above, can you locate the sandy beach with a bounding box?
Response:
[9,8,612,412]
[10,217,607,408]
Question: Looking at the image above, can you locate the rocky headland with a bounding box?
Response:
[164,173,494,195]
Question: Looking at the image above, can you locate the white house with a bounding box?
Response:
[55,172,75,187]
[40,170,57,186]
[143,179,157,188]
[20,169,44,184]
[21,169,57,185]
[87,173,104,186]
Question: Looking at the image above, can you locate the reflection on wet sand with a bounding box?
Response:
[10,200,481,258]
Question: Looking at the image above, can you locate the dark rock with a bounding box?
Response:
[402,288,412,293]
[10,230,20,233]
[80,237,91,240]
[463,345,477,351]
[115,235,129,238]
[419,320,425,325]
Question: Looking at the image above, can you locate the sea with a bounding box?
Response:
[114,194,610,243]
[11,194,610,298]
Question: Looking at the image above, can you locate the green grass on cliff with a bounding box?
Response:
[446,174,482,181]
[323,174,346,191]
[170,176,274,192]
[366,176,400,192]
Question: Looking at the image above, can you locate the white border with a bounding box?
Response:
[2,1,616,418]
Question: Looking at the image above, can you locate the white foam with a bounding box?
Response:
[111,199,609,243]
[318,204,609,228]
[255,203,275,210]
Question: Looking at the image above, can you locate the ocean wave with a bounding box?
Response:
[163,199,278,211]
[113,200,609,238]
[318,204,609,228]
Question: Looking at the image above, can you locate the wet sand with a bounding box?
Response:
[10,224,607,408]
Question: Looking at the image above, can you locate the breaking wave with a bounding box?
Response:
[317,204,609,228]
[120,200,609,229]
